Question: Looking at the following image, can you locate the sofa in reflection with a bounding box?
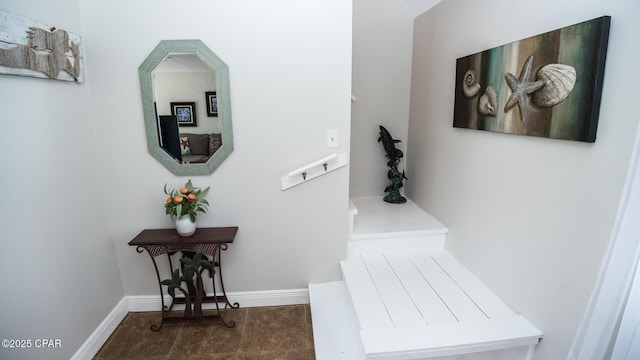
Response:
[179,133,222,164]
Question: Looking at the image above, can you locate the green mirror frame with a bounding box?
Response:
[139,39,233,175]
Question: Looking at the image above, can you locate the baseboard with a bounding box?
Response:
[71,297,128,360]
[127,288,310,312]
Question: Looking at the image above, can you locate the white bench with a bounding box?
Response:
[310,198,542,359]
[339,249,542,359]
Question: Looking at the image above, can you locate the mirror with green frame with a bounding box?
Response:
[139,40,233,175]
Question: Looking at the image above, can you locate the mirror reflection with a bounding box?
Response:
[153,53,221,164]
[139,40,233,175]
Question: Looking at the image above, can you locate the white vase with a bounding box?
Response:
[175,215,196,237]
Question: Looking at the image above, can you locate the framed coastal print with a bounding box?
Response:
[171,102,197,126]
[453,16,610,142]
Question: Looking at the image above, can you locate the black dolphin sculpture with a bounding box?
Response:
[378,125,407,203]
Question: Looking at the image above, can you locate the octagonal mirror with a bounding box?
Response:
[139,40,233,175]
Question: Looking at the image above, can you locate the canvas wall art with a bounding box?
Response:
[453,16,610,142]
[0,9,84,82]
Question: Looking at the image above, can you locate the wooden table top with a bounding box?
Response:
[128,227,238,246]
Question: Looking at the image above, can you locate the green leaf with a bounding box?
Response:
[166,269,179,282]
[180,257,194,266]
[182,267,196,282]
[200,261,212,271]
[161,269,184,298]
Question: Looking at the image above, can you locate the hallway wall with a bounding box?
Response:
[406,0,640,359]
[0,1,124,359]
[79,0,353,295]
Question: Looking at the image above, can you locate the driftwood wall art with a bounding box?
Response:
[0,9,84,82]
[453,16,610,142]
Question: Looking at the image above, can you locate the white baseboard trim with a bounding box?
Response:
[127,288,310,312]
[71,297,128,360]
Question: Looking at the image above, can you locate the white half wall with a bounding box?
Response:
[407,0,640,359]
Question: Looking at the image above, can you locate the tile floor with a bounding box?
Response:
[94,305,315,359]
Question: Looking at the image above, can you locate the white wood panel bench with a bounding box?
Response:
[310,198,542,360]
[339,249,542,359]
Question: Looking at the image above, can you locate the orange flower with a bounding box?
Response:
[164,179,210,220]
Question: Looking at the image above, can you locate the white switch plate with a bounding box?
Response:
[327,130,338,148]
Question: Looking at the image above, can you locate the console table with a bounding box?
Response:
[128,227,239,331]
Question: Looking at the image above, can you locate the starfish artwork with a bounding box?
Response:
[504,55,544,122]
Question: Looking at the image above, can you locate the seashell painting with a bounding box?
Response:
[453,15,610,142]
[462,69,481,98]
[533,64,577,107]
[478,86,498,116]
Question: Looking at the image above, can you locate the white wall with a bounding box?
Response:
[407,0,640,359]
[401,0,442,17]
[0,1,124,359]
[350,0,414,197]
[79,0,352,295]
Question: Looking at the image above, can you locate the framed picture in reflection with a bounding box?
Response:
[205,91,218,117]
[170,102,197,126]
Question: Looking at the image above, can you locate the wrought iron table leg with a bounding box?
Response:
[218,245,240,309]
[137,246,166,332]
[211,245,236,328]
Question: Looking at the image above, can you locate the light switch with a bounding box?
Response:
[327,130,338,148]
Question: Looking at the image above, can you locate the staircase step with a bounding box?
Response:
[361,316,541,359]
[340,249,542,359]
[310,197,541,359]
[350,197,447,237]
[348,197,448,258]
[308,281,365,360]
[347,233,447,259]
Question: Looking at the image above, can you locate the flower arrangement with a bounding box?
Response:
[164,179,210,222]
